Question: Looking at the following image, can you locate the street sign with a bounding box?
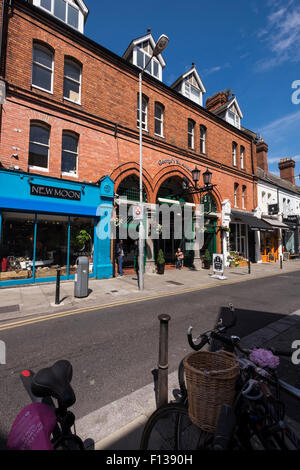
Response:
[132,204,144,220]
[210,254,227,280]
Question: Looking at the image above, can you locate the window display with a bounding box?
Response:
[0,212,95,282]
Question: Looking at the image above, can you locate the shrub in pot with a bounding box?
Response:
[157,249,165,274]
[203,249,211,269]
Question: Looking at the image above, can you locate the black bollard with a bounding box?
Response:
[280,255,283,270]
[55,268,61,305]
[248,259,251,274]
[157,314,171,409]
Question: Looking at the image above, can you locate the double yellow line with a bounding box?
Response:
[0,268,298,332]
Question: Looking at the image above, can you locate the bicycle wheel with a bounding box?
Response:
[140,403,214,450]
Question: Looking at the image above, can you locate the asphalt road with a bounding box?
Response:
[0,270,300,448]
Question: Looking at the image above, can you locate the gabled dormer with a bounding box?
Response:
[123,29,166,81]
[206,90,243,129]
[170,63,206,106]
[30,0,89,34]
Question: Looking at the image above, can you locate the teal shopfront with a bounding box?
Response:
[0,169,114,286]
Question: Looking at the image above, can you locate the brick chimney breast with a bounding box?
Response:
[256,139,269,172]
[278,158,295,184]
[205,91,228,113]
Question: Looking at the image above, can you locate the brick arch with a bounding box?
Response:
[153,165,199,205]
[110,162,153,202]
[200,187,223,214]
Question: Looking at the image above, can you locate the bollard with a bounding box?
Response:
[55,268,61,305]
[280,255,283,270]
[248,259,251,275]
[157,314,171,409]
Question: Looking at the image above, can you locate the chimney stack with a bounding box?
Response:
[278,158,295,184]
[205,91,228,113]
[256,139,269,172]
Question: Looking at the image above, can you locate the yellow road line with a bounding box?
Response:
[0,268,298,332]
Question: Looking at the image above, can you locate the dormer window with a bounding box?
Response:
[136,41,160,79]
[227,110,240,129]
[34,0,87,33]
[183,75,201,104]
[171,64,206,106]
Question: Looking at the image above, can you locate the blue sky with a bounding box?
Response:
[84,0,300,184]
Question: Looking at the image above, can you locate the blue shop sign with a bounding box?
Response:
[0,170,115,286]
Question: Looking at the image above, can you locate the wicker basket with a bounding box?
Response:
[183,350,239,432]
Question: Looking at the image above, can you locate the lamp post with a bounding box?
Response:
[138,34,169,290]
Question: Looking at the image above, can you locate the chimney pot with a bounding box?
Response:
[278,158,295,184]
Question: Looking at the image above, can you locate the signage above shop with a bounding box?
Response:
[268,203,279,215]
[30,184,81,201]
[284,215,300,225]
[158,158,193,172]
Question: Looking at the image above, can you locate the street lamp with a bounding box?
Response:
[180,167,216,195]
[138,33,169,290]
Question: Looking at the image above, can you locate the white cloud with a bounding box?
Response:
[258,109,300,139]
[256,0,300,70]
[201,63,230,77]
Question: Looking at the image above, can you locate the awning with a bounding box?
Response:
[261,217,290,230]
[231,211,273,231]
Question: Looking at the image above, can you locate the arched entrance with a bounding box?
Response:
[115,175,147,271]
[155,176,195,267]
[200,193,218,265]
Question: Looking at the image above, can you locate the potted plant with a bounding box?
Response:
[76,229,92,252]
[203,249,211,269]
[156,249,165,275]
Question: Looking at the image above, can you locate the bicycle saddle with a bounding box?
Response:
[31,360,76,409]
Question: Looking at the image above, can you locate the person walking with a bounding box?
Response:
[175,247,184,269]
[116,240,124,276]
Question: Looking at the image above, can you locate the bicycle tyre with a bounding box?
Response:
[140,403,213,450]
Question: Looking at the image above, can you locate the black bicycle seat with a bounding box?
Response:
[31,360,76,409]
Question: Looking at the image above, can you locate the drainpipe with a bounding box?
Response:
[250,139,256,211]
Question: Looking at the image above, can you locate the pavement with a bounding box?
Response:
[0,259,300,324]
[74,307,300,450]
[1,259,300,450]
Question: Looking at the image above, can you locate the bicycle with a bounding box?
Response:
[140,305,300,450]
[7,360,86,450]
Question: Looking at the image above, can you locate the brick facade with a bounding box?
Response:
[0,0,262,265]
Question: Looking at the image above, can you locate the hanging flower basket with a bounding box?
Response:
[151,221,162,234]
[111,216,124,227]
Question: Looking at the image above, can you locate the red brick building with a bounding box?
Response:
[0,0,270,279]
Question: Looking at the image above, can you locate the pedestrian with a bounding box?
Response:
[116,240,124,276]
[175,248,184,269]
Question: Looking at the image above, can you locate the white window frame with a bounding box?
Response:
[188,119,195,149]
[61,131,78,177]
[184,81,201,105]
[134,44,162,80]
[137,94,148,131]
[28,122,50,172]
[232,142,237,166]
[38,0,82,32]
[234,183,239,207]
[31,43,54,94]
[200,125,206,154]
[154,102,164,137]
[242,186,246,209]
[63,58,82,104]
[240,146,245,169]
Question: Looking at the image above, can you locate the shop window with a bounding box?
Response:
[137,93,148,130]
[229,223,247,258]
[35,214,68,279]
[28,122,50,170]
[69,217,94,274]
[61,132,78,175]
[188,119,195,149]
[32,43,54,93]
[0,213,35,282]
[200,125,206,154]
[63,59,81,104]
[154,102,164,136]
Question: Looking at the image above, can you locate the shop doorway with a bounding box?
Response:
[260,231,278,262]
